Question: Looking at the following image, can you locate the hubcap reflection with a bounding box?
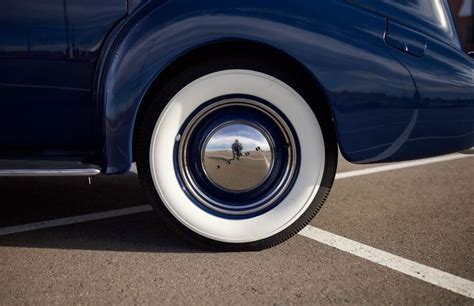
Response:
[176,98,298,216]
[202,123,274,192]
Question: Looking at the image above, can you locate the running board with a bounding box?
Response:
[0,160,101,177]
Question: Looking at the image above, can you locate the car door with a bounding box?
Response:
[0,0,126,157]
[383,1,473,159]
[348,0,474,161]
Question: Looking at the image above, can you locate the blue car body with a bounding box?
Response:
[0,0,472,174]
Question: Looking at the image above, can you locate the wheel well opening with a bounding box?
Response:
[132,40,336,161]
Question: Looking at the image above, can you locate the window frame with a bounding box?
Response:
[445,0,474,53]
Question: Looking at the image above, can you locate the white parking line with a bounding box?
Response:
[129,153,473,178]
[1,205,473,298]
[0,206,152,236]
[299,226,474,299]
[0,152,473,298]
[335,153,472,180]
[1,153,471,237]
[8,153,469,236]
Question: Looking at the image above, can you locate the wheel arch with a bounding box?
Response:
[131,40,337,166]
[98,5,341,174]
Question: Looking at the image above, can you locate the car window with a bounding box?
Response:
[447,0,473,52]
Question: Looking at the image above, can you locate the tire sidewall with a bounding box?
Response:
[137,57,337,250]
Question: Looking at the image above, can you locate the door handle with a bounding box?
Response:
[385,19,427,57]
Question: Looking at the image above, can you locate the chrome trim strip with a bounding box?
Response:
[0,168,101,177]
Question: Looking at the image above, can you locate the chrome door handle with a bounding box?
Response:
[385,19,427,57]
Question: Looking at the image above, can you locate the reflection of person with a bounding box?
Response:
[231,139,243,160]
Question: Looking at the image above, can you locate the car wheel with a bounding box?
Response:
[136,56,337,251]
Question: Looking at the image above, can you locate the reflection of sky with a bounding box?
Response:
[206,124,270,151]
[375,0,450,30]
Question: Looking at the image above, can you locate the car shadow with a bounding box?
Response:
[0,173,206,253]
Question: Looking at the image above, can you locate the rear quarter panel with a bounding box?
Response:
[100,0,472,173]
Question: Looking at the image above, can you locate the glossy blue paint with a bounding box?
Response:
[347,0,462,49]
[0,0,472,173]
[382,18,473,161]
[385,20,427,57]
[0,0,126,155]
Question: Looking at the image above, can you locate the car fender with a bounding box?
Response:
[99,0,414,173]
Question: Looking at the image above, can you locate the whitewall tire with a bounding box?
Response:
[136,56,337,250]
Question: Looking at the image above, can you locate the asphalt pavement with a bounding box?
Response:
[0,153,473,304]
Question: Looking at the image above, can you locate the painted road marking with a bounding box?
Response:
[5,153,471,236]
[300,225,474,299]
[0,153,473,298]
[130,153,473,179]
[1,205,473,299]
[0,206,153,236]
[335,153,471,180]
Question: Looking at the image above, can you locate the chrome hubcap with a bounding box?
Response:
[176,97,298,217]
[201,122,274,192]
